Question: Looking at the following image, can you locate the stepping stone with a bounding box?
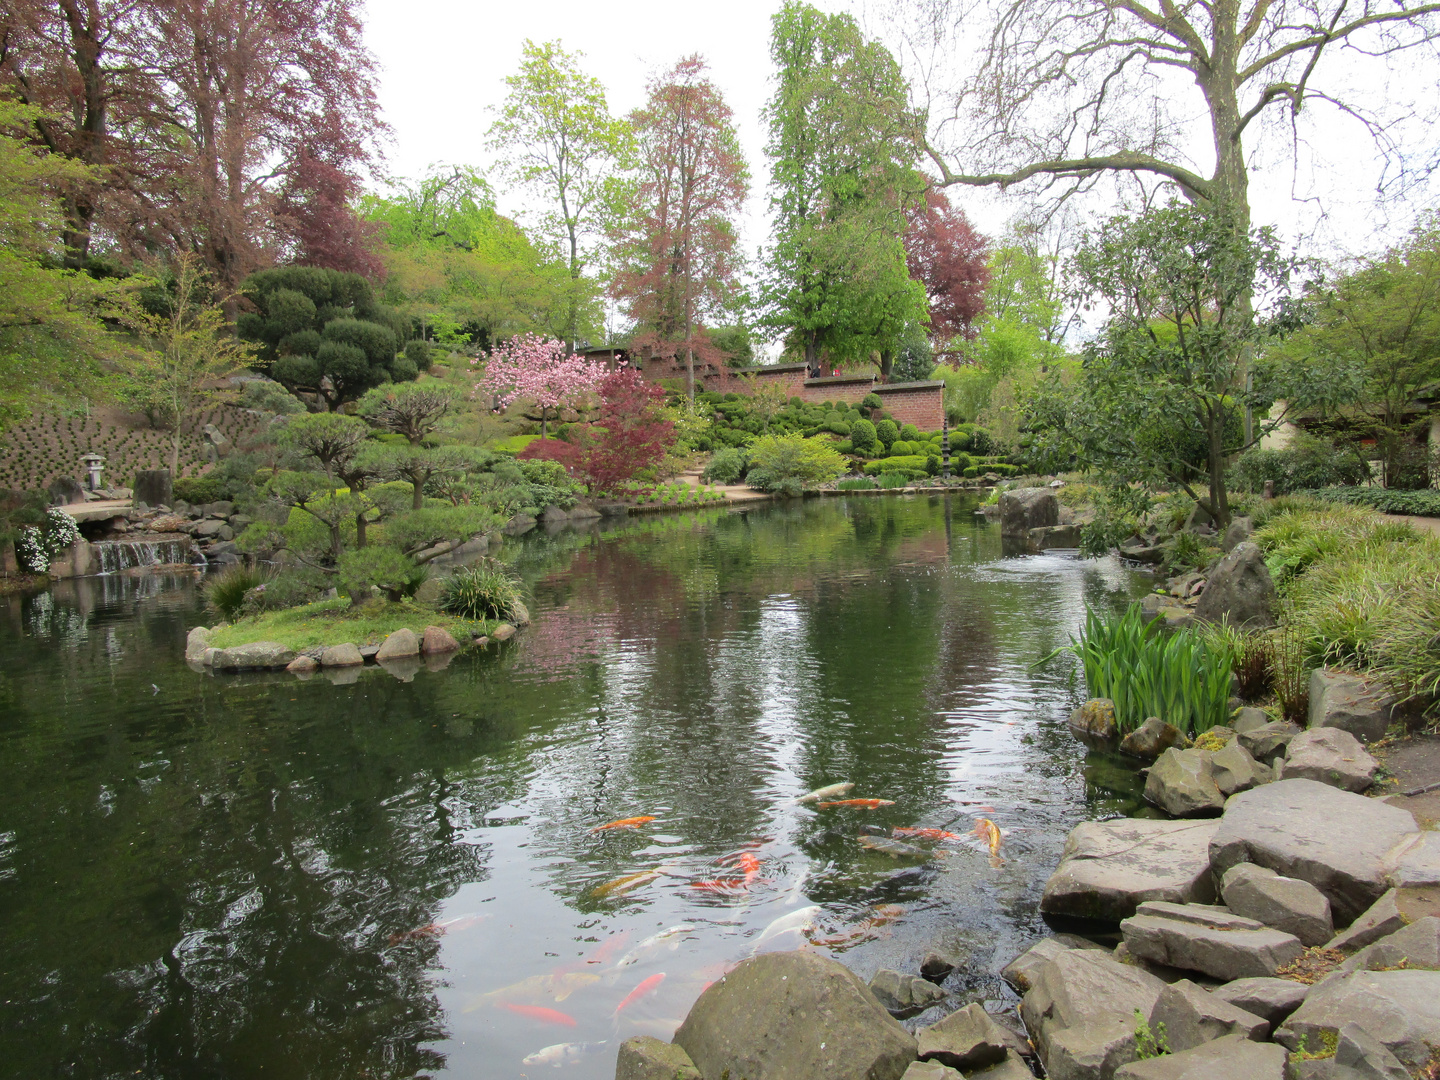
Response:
[1121,905,1305,980]
[1148,978,1270,1051]
[1209,977,1310,1027]
[916,1003,1009,1071]
[1041,818,1220,923]
[1277,970,1440,1068]
[1113,1033,1286,1078]
[1210,779,1419,925]
[1144,748,1226,817]
[1279,727,1379,792]
[1221,863,1334,946]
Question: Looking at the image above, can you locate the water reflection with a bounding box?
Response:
[0,495,1152,1079]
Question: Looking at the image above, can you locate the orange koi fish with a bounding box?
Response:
[817,798,895,810]
[893,827,961,842]
[387,923,444,946]
[583,930,633,965]
[591,816,657,833]
[498,1002,577,1027]
[974,818,1003,859]
[689,878,745,894]
[614,973,666,1016]
[590,870,661,899]
[737,852,762,885]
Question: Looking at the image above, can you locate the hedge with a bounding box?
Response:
[1299,486,1440,518]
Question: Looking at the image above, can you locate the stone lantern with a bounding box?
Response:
[80,452,105,492]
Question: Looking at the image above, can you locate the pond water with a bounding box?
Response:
[0,495,1153,1080]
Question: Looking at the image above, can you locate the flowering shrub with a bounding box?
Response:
[17,506,82,572]
[472,334,606,438]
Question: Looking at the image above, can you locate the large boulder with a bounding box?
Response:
[868,969,950,1017]
[615,1036,701,1080]
[185,625,212,663]
[999,487,1058,538]
[1208,977,1309,1027]
[1041,819,1220,923]
[1029,523,1082,551]
[1112,1033,1285,1079]
[1209,740,1271,797]
[1209,779,1419,925]
[1309,670,1399,744]
[1120,902,1305,980]
[673,950,916,1080]
[1020,949,1167,1080]
[421,625,461,655]
[1220,863,1334,946]
[1070,699,1118,739]
[375,628,420,661]
[1339,916,1440,973]
[1001,935,1109,993]
[915,1003,1010,1072]
[1279,728,1378,792]
[1193,542,1276,628]
[133,469,173,509]
[1144,749,1226,817]
[1276,970,1440,1068]
[1237,721,1301,766]
[208,641,295,670]
[319,642,364,667]
[1147,978,1270,1051]
[1120,718,1189,761]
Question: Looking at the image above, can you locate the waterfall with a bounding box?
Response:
[92,538,202,574]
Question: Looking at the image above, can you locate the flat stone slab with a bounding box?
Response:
[1149,978,1270,1051]
[1041,818,1220,923]
[208,641,295,670]
[1000,934,1108,993]
[1209,779,1419,925]
[1113,1033,1286,1079]
[915,1003,1009,1072]
[1121,911,1304,980]
[1132,901,1265,931]
[1277,969,1440,1068]
[1384,831,1440,889]
[1221,863,1334,946]
[1209,977,1310,1027]
[1279,727,1378,792]
[1339,915,1440,973]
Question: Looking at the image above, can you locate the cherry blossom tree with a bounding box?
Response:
[520,369,674,493]
[472,333,605,439]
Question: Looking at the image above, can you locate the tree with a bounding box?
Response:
[487,40,631,345]
[740,373,789,433]
[359,444,474,511]
[610,56,750,400]
[1025,203,1331,527]
[472,333,605,440]
[903,189,989,348]
[358,382,457,445]
[745,432,847,495]
[121,255,257,473]
[761,3,927,374]
[279,412,370,482]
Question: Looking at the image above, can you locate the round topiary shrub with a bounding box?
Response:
[900,423,921,442]
[875,418,898,449]
[850,418,877,453]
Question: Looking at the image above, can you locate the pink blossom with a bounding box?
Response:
[473,335,607,420]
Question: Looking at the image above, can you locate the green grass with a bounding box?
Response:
[206,597,498,651]
[489,434,539,454]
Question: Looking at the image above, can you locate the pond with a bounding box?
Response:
[0,494,1153,1080]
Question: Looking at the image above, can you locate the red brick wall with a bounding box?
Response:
[801,377,875,406]
[703,364,809,398]
[874,383,944,430]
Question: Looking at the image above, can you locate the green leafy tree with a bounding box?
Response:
[357,382,458,445]
[487,39,632,345]
[358,444,475,511]
[746,432,847,495]
[760,3,927,372]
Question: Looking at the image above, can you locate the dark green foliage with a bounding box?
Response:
[174,476,226,504]
[860,392,882,415]
[899,423,921,441]
[1300,485,1440,517]
[440,559,524,621]
[875,418,898,449]
[336,546,428,603]
[850,417,877,452]
[204,563,271,621]
[247,569,326,613]
[404,339,433,371]
[1229,434,1370,495]
[926,454,940,476]
[702,447,749,484]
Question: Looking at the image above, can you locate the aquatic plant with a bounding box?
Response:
[1200,620,1274,701]
[204,562,271,621]
[440,560,524,621]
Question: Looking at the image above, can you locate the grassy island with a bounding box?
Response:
[205,597,503,653]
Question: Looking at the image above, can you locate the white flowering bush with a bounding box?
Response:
[16,507,83,573]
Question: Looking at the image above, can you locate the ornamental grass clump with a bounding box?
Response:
[1059,603,1232,735]
[439,560,524,622]
[204,562,271,621]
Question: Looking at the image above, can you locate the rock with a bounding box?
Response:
[510,599,531,627]
[900,1063,962,1080]
[1209,977,1310,1027]
[319,642,364,667]
[1276,969,1440,1068]
[1232,707,1271,734]
[421,625,460,655]
[374,628,419,661]
[962,1052,1034,1080]
[286,655,318,674]
[1148,978,1270,1050]
[1221,863,1334,946]
[1385,832,1440,889]
[1194,542,1276,629]
[1333,1021,1412,1080]
[227,514,252,531]
[185,626,212,663]
[359,644,380,660]
[1279,728,1378,792]
[1000,934,1108,993]
[614,1036,701,1080]
[1029,523,1082,551]
[1070,698,1118,739]
[999,487,1059,538]
[1113,940,1199,984]
[1144,748,1226,817]
[1112,1033,1286,1079]
[1221,517,1254,553]
[490,623,516,642]
[920,950,958,982]
[1237,721,1301,765]
[1329,889,1410,953]
[208,641,296,670]
[1309,670,1399,744]
[1120,905,1305,980]
[1209,779,1419,925]
[1121,718,1190,761]
[1041,818,1220,923]
[673,950,916,1080]
[202,500,234,519]
[569,503,602,520]
[916,1003,1009,1071]
[412,578,443,604]
[1209,740,1271,797]
[1339,915,1440,973]
[1020,949,1167,1080]
[207,541,238,559]
[539,505,569,523]
[133,469,173,509]
[150,514,188,533]
[501,512,536,536]
[868,969,951,1016]
[1131,900,1265,930]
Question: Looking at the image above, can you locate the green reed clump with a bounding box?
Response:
[1062,604,1233,735]
[204,562,271,622]
[439,560,524,622]
[1200,620,1274,701]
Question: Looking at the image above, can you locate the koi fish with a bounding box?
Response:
[591,816,657,833]
[818,799,895,810]
[975,818,1003,860]
[796,782,854,805]
[738,852,762,884]
[857,835,928,858]
[893,827,961,842]
[387,923,444,946]
[438,913,491,933]
[522,1041,608,1067]
[690,877,745,894]
[468,973,599,1011]
[615,925,694,969]
[583,930,633,966]
[590,870,661,899]
[614,973,666,1016]
[751,905,821,953]
[498,1002,577,1027]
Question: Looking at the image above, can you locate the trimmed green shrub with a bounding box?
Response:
[900,423,921,442]
[440,559,524,621]
[863,455,931,476]
[875,418,898,449]
[1300,486,1440,518]
[850,418,878,453]
[404,339,433,371]
[174,475,227,504]
[702,447,749,484]
[746,433,847,496]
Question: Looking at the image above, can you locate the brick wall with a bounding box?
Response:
[873,382,945,430]
[800,375,876,406]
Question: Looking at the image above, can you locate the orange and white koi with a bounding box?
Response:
[817,798,895,810]
[974,818,1003,860]
[689,877,746,894]
[498,1002,577,1027]
[615,925,694,969]
[591,815,657,833]
[893,827,961,842]
[613,973,666,1016]
[590,870,661,899]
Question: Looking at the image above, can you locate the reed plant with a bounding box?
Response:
[439,559,524,622]
[204,562,271,621]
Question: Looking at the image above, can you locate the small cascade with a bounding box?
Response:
[92,537,200,574]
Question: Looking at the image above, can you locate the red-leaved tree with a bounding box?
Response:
[473,333,606,439]
[609,56,749,400]
[520,369,673,494]
[904,189,991,348]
